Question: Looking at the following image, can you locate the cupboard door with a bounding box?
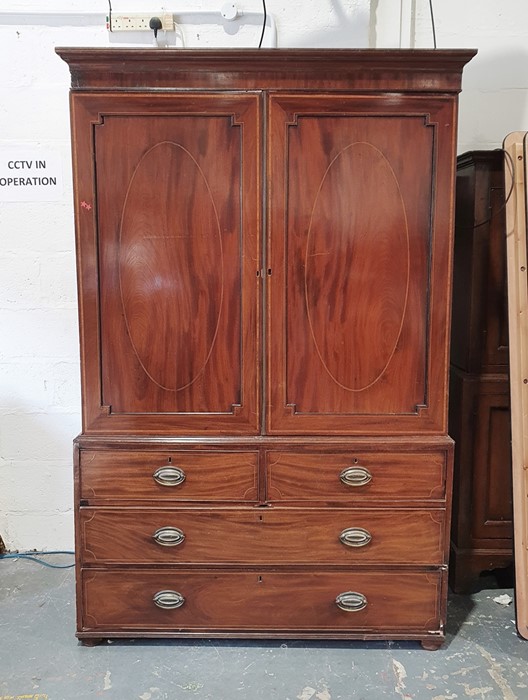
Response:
[71,94,261,434]
[267,94,457,435]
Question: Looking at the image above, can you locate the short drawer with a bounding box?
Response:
[80,569,443,635]
[79,507,445,565]
[79,450,258,502]
[267,451,447,502]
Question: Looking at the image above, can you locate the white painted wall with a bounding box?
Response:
[0,0,527,550]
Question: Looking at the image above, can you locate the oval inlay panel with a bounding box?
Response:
[305,142,409,391]
[119,141,222,391]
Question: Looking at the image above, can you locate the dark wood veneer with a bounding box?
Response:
[59,48,474,646]
[449,151,513,592]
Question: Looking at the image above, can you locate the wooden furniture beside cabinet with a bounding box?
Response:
[57,48,475,648]
[449,151,513,593]
[503,131,528,640]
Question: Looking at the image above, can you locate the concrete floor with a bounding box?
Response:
[1,557,527,700]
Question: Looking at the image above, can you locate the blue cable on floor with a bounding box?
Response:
[0,550,75,569]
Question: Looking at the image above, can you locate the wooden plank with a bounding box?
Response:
[503,131,528,640]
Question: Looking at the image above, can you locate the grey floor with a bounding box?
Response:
[1,557,527,700]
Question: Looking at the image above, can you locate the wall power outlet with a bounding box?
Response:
[107,13,175,32]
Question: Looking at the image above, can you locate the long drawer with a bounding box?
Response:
[80,569,443,635]
[267,451,447,502]
[79,507,445,565]
[79,450,259,502]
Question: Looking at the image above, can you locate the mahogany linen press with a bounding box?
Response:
[57,48,475,648]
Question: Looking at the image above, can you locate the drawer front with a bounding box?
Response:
[79,450,258,502]
[267,451,446,502]
[81,569,442,633]
[80,507,445,565]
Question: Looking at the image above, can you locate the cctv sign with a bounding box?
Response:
[0,150,63,201]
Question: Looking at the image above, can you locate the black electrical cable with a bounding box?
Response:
[258,0,267,49]
[428,0,437,49]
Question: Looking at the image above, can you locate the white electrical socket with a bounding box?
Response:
[108,13,174,32]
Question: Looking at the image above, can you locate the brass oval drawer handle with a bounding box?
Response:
[339,527,372,548]
[153,526,185,547]
[339,466,372,487]
[153,466,186,487]
[153,590,185,610]
[335,591,368,612]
